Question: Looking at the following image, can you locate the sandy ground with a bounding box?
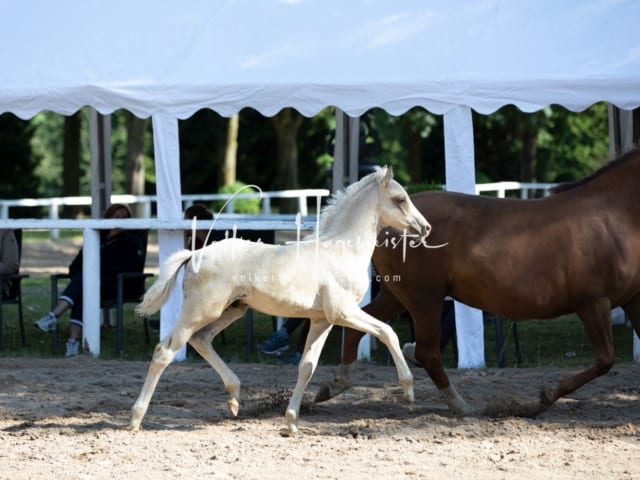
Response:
[0,357,639,480]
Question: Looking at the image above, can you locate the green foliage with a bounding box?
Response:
[30,108,154,198]
[13,101,623,208]
[2,271,635,368]
[0,113,39,202]
[214,181,261,214]
[405,181,442,195]
[535,103,609,182]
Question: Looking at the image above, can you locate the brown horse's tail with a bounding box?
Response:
[135,249,194,316]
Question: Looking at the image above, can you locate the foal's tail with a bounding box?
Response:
[135,249,194,316]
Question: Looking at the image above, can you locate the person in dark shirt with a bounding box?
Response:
[34,203,145,357]
[0,229,19,298]
[183,203,214,249]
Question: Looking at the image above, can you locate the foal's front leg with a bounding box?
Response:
[284,318,333,435]
[326,293,414,404]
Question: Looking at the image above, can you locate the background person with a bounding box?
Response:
[34,203,145,357]
[0,229,19,298]
[184,203,214,249]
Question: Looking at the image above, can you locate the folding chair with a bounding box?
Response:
[0,229,29,351]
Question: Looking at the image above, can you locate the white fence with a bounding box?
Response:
[475,181,557,198]
[0,189,330,239]
[0,181,556,223]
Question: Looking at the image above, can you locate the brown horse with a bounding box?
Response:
[316,148,640,417]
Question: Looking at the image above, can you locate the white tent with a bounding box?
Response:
[1,0,639,363]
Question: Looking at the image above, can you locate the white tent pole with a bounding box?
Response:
[89,108,112,218]
[443,106,486,369]
[81,227,101,357]
[348,115,360,184]
[608,105,634,158]
[152,113,186,361]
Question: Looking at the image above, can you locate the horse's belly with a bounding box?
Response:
[453,279,572,320]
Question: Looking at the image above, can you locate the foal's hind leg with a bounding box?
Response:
[130,322,196,430]
[188,303,248,417]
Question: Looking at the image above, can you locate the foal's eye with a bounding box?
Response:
[394,197,406,206]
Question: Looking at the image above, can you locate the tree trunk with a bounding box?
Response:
[125,112,146,217]
[221,113,239,185]
[408,129,423,182]
[516,112,538,184]
[62,111,82,217]
[519,127,537,183]
[270,108,303,211]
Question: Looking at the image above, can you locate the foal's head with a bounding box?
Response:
[377,166,431,239]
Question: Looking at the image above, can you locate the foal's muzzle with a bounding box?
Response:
[412,219,431,240]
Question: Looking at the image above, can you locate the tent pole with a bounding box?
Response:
[444,106,486,369]
[152,113,186,362]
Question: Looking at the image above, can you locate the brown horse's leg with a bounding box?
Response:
[411,300,473,415]
[538,299,615,412]
[314,285,405,402]
[622,296,640,339]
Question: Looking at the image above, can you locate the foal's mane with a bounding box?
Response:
[317,167,384,232]
[551,147,640,194]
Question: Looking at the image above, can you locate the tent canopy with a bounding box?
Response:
[2,0,639,119]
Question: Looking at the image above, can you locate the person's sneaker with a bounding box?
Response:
[65,339,80,358]
[402,342,421,367]
[257,328,289,355]
[276,351,302,365]
[34,312,58,333]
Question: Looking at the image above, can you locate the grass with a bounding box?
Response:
[1,233,637,367]
[1,276,636,368]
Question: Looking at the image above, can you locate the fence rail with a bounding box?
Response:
[474,181,557,198]
[0,189,330,239]
[0,182,558,223]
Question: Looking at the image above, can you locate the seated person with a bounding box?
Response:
[34,203,145,358]
[0,229,19,298]
[257,317,309,365]
[183,203,214,249]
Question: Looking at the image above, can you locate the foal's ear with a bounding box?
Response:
[382,165,394,187]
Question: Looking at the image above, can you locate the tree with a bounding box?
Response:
[270,108,303,190]
[221,113,239,186]
[178,109,225,193]
[125,112,146,216]
[62,111,82,216]
[0,113,38,207]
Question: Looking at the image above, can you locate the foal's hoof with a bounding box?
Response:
[400,379,415,403]
[227,398,240,417]
[128,422,142,432]
[285,409,299,436]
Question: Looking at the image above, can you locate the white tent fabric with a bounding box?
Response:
[2,0,639,119]
[1,0,639,363]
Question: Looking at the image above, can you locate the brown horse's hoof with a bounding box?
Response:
[314,380,351,403]
[539,386,555,407]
